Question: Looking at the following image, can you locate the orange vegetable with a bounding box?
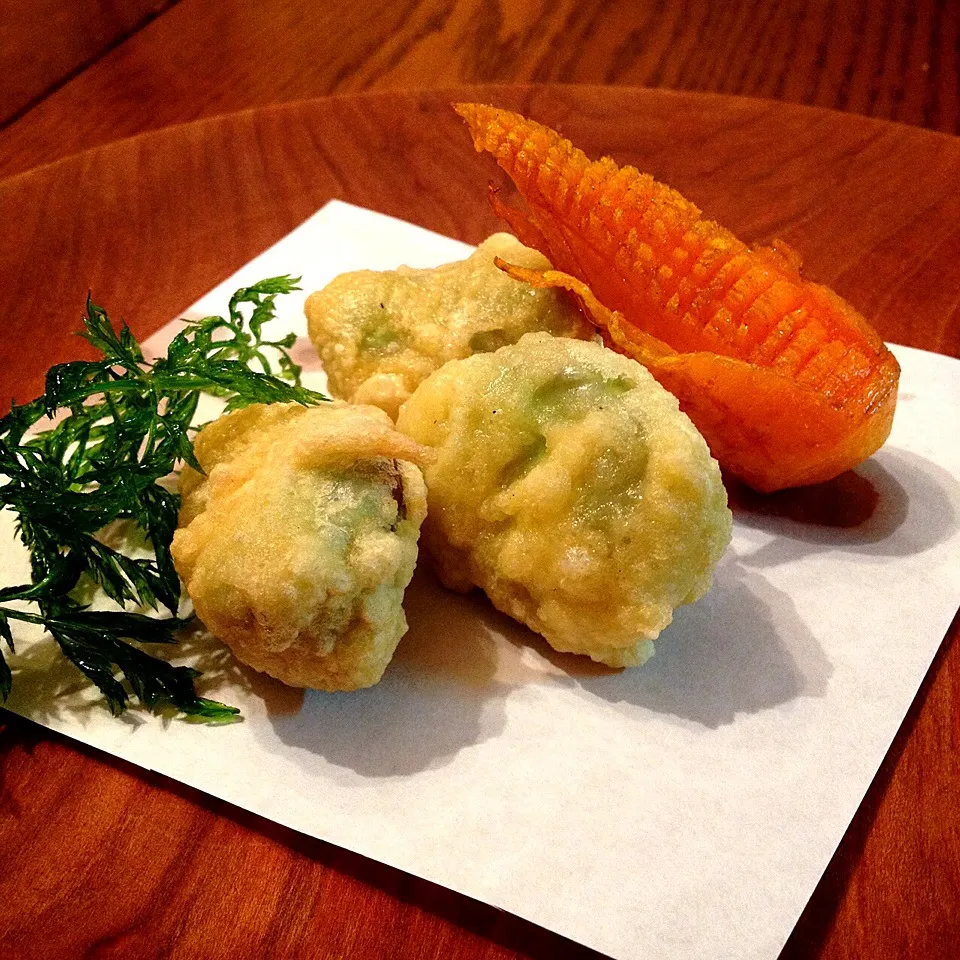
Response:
[455,103,900,492]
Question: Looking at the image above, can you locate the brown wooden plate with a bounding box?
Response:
[0,86,958,959]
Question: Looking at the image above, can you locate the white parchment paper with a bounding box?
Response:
[4,201,960,960]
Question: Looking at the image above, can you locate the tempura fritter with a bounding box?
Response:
[396,334,732,667]
[172,402,430,691]
[305,234,592,419]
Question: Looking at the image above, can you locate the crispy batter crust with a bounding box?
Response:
[305,234,592,419]
[173,402,429,691]
[397,334,732,667]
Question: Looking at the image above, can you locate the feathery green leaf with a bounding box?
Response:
[0,278,325,719]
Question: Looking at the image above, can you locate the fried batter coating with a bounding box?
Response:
[396,334,732,667]
[305,234,592,419]
[172,402,430,691]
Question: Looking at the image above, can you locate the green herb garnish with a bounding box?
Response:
[0,276,327,719]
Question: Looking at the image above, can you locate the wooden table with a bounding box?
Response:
[0,4,958,959]
[1,0,958,180]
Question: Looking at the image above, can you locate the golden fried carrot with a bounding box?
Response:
[456,103,900,492]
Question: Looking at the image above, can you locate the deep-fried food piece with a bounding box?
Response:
[305,233,592,419]
[172,402,430,691]
[396,333,732,667]
[455,102,900,492]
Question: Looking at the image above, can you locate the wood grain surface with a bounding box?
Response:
[0,0,958,181]
[0,0,177,126]
[0,86,958,959]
